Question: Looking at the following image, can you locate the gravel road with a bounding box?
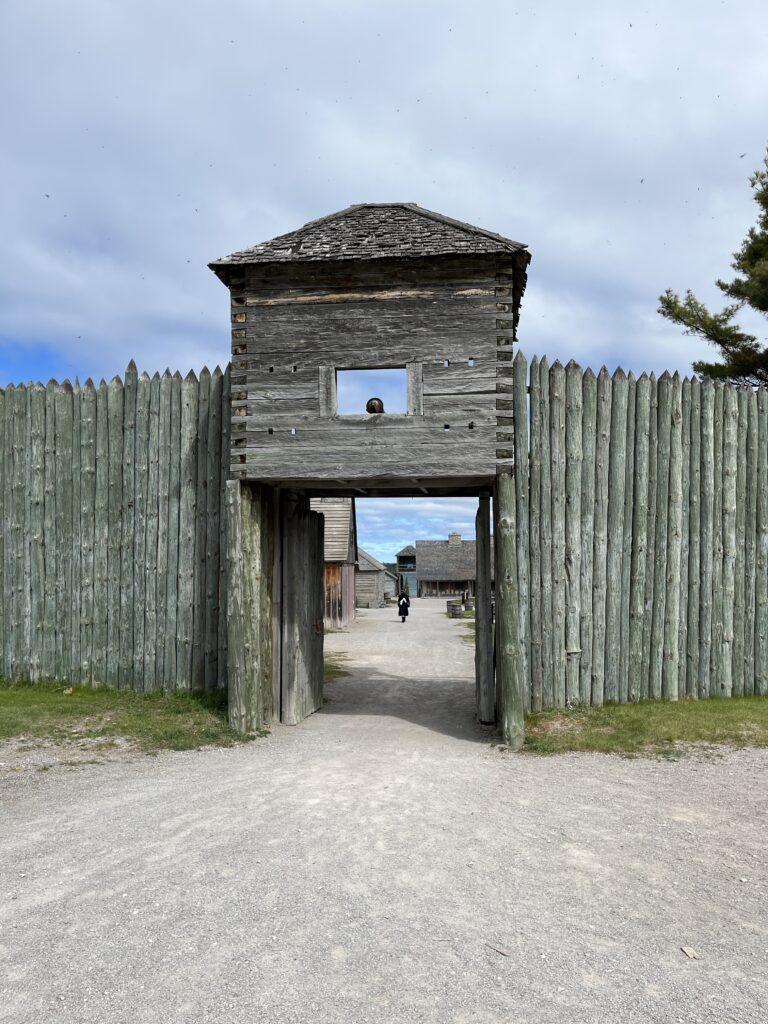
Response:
[1,598,767,1023]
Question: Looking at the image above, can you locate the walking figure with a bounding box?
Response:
[397,589,410,623]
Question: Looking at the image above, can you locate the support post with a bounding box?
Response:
[495,471,524,749]
[475,495,494,723]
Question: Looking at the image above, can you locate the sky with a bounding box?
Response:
[2,0,767,562]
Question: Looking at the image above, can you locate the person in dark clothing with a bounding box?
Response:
[397,590,410,623]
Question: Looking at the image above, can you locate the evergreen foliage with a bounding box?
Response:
[659,150,768,384]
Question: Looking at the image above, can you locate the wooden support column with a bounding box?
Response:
[225,479,273,734]
[495,471,524,749]
[475,496,494,723]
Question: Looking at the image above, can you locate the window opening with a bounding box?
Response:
[336,367,408,415]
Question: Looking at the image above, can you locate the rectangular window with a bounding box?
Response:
[336,367,408,415]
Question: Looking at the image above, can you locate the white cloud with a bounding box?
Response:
[1,0,766,537]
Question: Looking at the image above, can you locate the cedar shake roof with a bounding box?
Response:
[397,545,416,557]
[416,539,476,582]
[209,203,528,268]
[415,536,494,582]
[357,547,396,577]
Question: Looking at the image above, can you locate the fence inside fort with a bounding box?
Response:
[0,363,230,692]
[508,352,768,710]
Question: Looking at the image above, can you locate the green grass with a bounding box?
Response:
[324,652,351,681]
[523,697,768,756]
[0,679,252,752]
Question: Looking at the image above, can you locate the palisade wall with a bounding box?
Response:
[0,362,231,691]
[509,352,768,710]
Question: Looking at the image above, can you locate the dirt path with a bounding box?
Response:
[2,599,767,1023]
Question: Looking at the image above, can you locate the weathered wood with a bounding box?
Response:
[225,479,248,731]
[579,368,597,704]
[281,492,301,725]
[662,373,683,700]
[10,386,26,678]
[718,385,738,697]
[106,376,123,689]
[92,381,109,686]
[79,380,97,684]
[42,384,57,679]
[528,356,543,710]
[176,371,198,689]
[495,471,523,748]
[641,375,658,699]
[686,378,701,696]
[710,385,724,694]
[564,359,583,704]
[154,371,172,689]
[218,365,231,690]
[309,508,323,714]
[677,377,691,698]
[192,367,210,691]
[649,372,671,700]
[70,382,81,682]
[205,368,223,690]
[6,386,19,677]
[512,350,530,709]
[743,389,758,695]
[475,496,494,722]
[549,361,566,706]
[628,374,650,702]
[0,388,6,677]
[538,357,553,707]
[605,368,628,703]
[591,367,611,706]
[618,372,636,703]
[21,387,32,677]
[132,372,150,690]
[755,388,768,696]
[119,362,137,688]
[698,380,715,699]
[0,364,230,695]
[28,385,45,680]
[54,383,73,681]
[163,373,182,690]
[143,373,161,689]
[732,388,747,696]
[406,361,424,415]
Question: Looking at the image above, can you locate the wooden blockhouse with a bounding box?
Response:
[211,204,529,744]
[209,203,530,496]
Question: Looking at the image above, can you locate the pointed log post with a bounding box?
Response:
[475,495,494,723]
[495,471,524,749]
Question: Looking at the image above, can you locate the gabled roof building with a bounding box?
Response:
[309,497,357,628]
[355,547,398,609]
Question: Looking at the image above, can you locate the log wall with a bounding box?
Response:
[511,352,768,709]
[0,363,231,692]
[224,256,524,493]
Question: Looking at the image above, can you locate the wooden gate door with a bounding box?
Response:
[280,493,325,725]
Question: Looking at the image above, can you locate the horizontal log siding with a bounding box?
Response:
[0,367,230,691]
[228,257,518,486]
[512,353,768,707]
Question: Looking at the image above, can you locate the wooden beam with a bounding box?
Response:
[475,496,494,723]
[495,471,524,749]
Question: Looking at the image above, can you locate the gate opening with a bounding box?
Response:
[309,495,496,737]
